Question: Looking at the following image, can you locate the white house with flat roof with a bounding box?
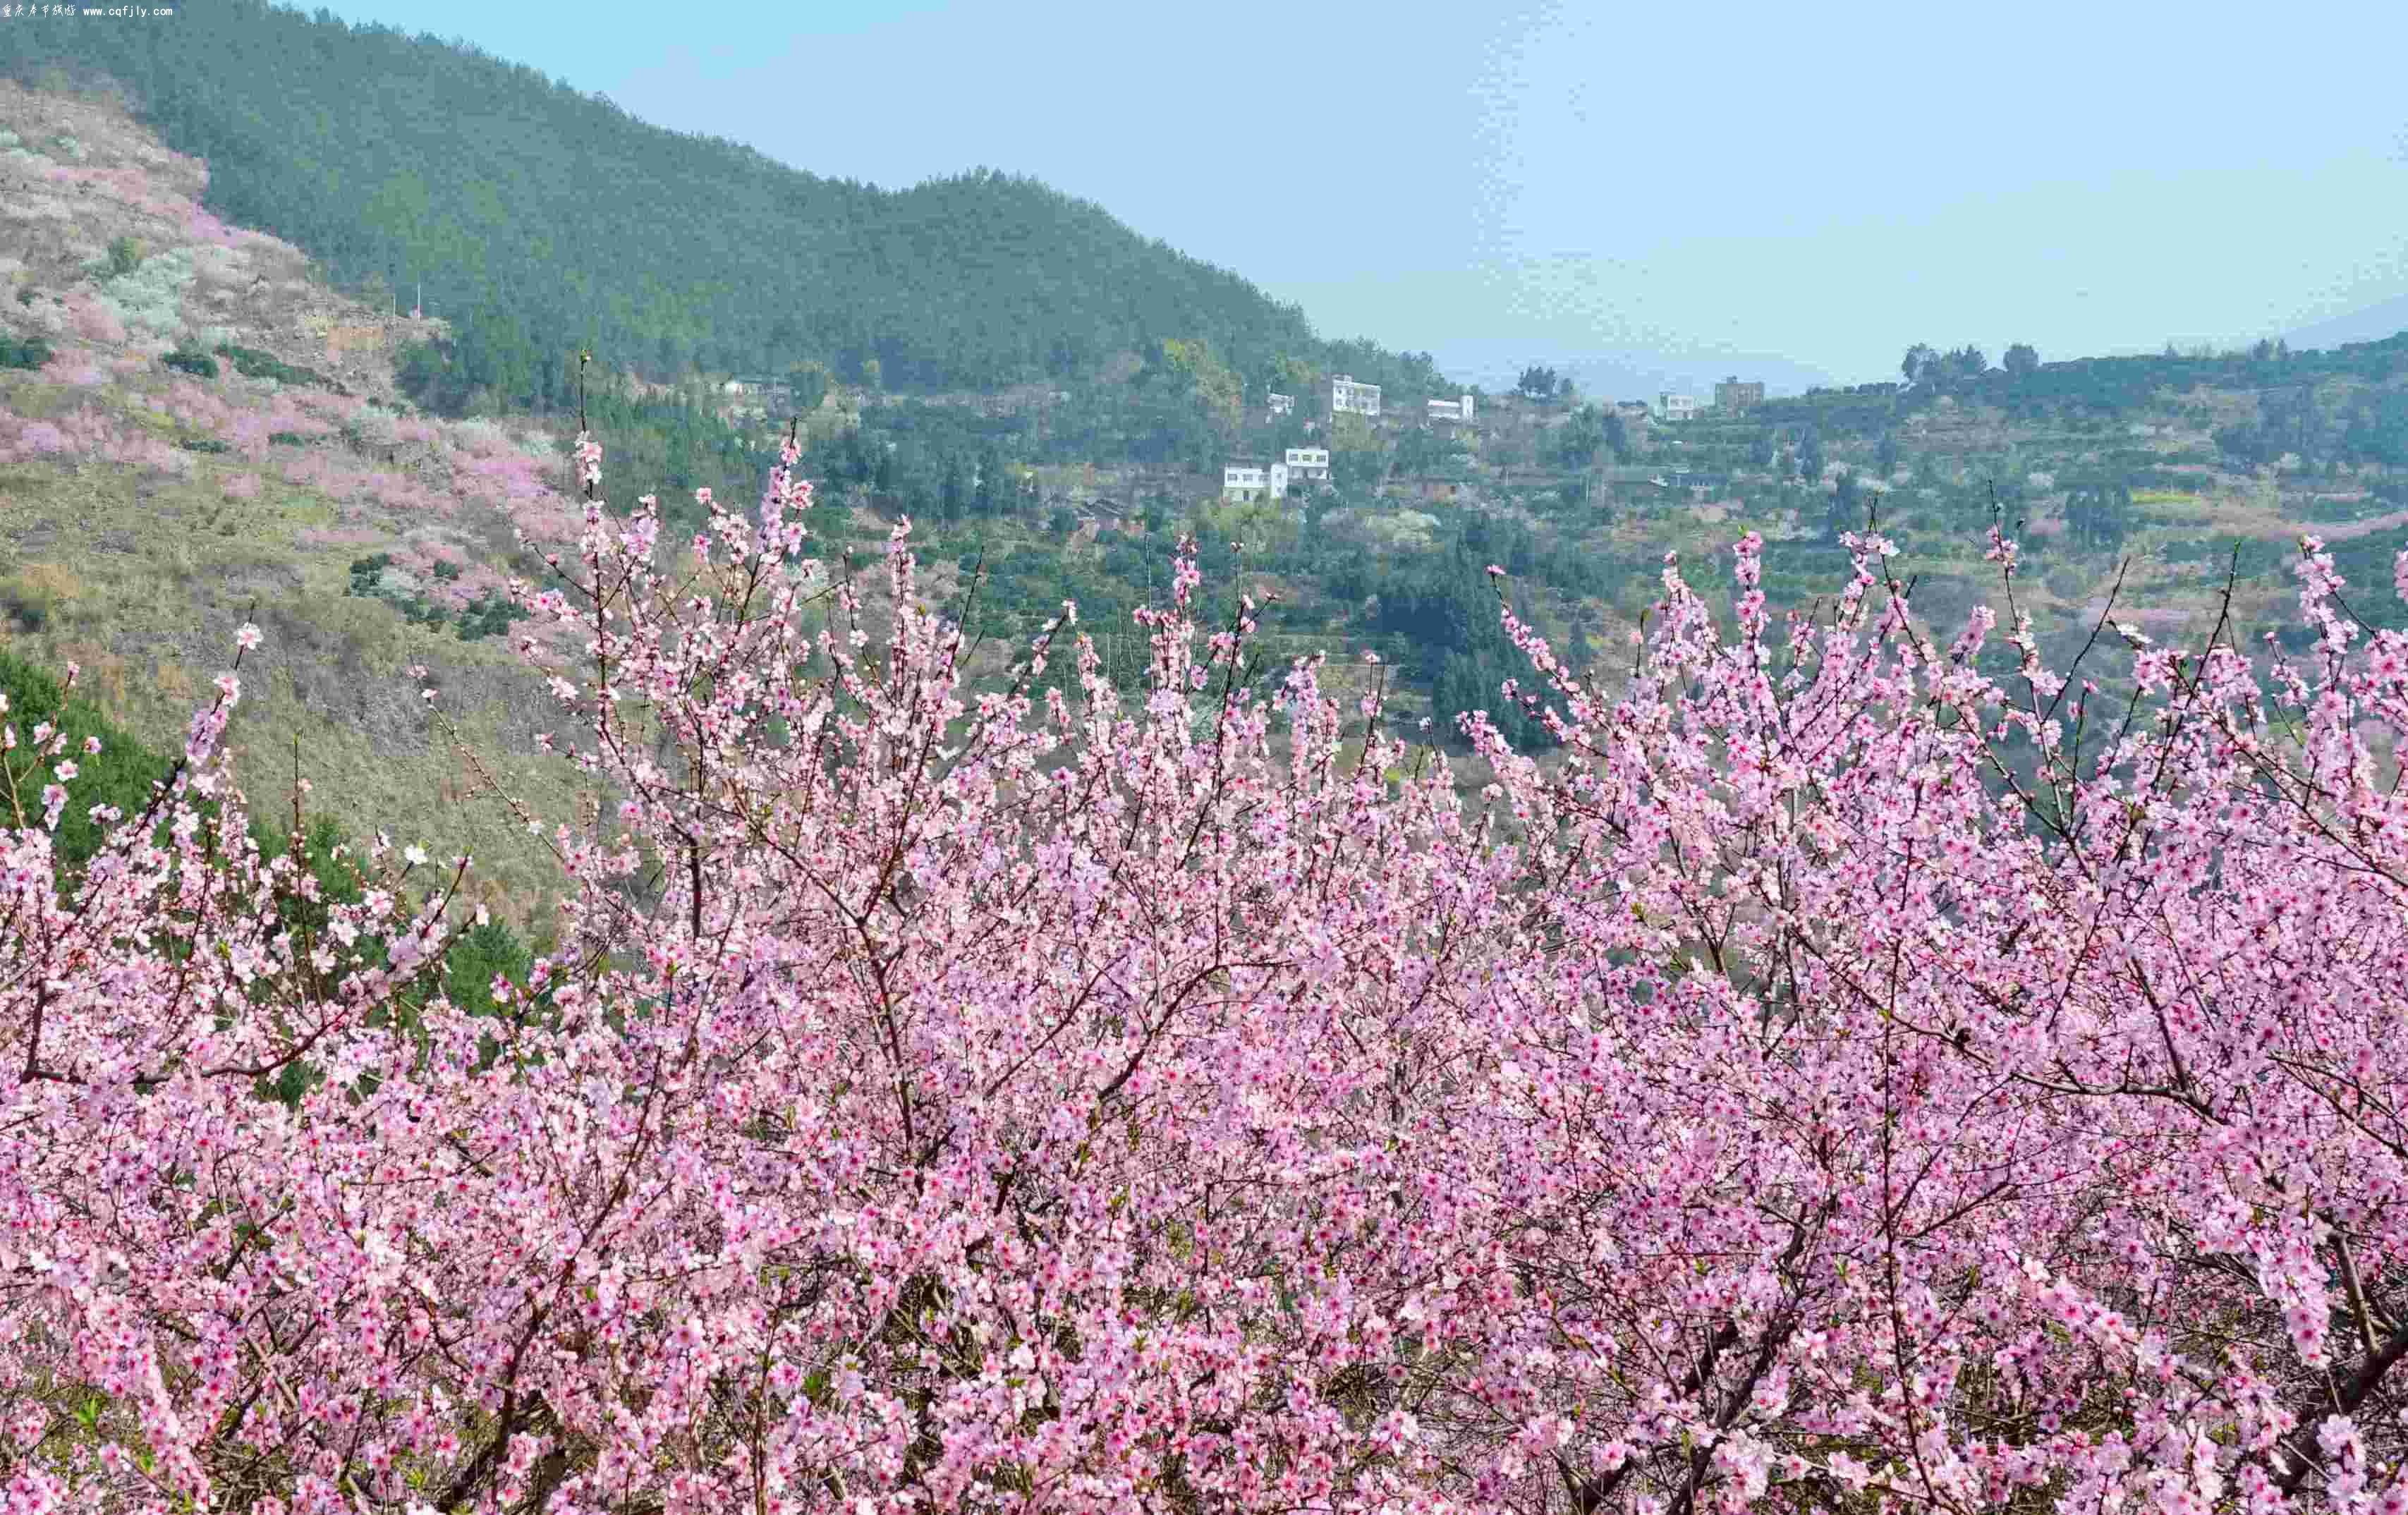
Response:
[1223,461,1290,503]
[1283,446,1330,485]
[1425,393,1478,423]
[1331,375,1382,418]
[1657,391,1699,422]
[1267,392,1295,418]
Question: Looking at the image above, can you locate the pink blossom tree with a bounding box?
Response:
[4,422,2408,1513]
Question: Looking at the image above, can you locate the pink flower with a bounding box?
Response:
[5,491,2408,1514]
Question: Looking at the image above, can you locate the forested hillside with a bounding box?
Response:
[0,1,1449,411]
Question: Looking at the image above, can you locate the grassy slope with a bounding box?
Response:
[0,80,585,928]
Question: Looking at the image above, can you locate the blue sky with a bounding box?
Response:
[318,0,2408,387]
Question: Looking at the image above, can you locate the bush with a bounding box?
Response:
[0,334,49,370]
[106,235,146,279]
[0,581,50,633]
[216,342,337,390]
[456,589,529,642]
[162,347,219,379]
[346,552,394,595]
[97,245,195,338]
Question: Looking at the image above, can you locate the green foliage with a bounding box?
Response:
[0,650,176,870]
[1516,365,1564,401]
[1357,514,1562,750]
[178,437,233,454]
[347,553,394,595]
[162,346,218,379]
[444,915,534,1018]
[106,234,146,278]
[249,810,549,1100]
[216,342,336,389]
[1552,406,1609,470]
[456,590,529,643]
[2062,482,2134,552]
[346,553,449,630]
[2309,525,2408,632]
[785,361,830,414]
[0,333,51,370]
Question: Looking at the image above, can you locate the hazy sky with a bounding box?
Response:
[316,0,2408,385]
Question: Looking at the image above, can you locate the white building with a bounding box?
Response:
[1223,461,1291,503]
[1425,392,1478,423]
[1267,392,1296,418]
[1283,446,1330,485]
[1657,391,1698,422]
[1331,374,1382,418]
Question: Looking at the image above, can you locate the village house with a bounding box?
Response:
[718,375,793,416]
[1657,391,1699,422]
[1393,476,1462,504]
[1425,392,1478,423]
[1222,461,1290,503]
[1283,446,1330,485]
[1714,377,1765,414]
[1267,392,1295,418]
[1331,374,1382,418]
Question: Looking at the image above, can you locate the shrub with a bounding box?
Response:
[162,346,218,379]
[96,245,195,338]
[0,575,56,632]
[215,342,334,389]
[0,334,49,370]
[454,588,528,642]
[346,552,394,595]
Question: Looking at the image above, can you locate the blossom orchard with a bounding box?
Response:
[6,426,2408,1515]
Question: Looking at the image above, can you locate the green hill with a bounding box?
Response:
[1,1,1448,411]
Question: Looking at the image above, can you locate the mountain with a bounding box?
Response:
[2287,291,2408,353]
[0,1,1451,412]
[15,63,2408,848]
[1425,337,1843,405]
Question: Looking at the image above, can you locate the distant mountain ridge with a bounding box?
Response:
[1,1,1452,411]
[2287,292,2408,353]
[1425,337,1842,406]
